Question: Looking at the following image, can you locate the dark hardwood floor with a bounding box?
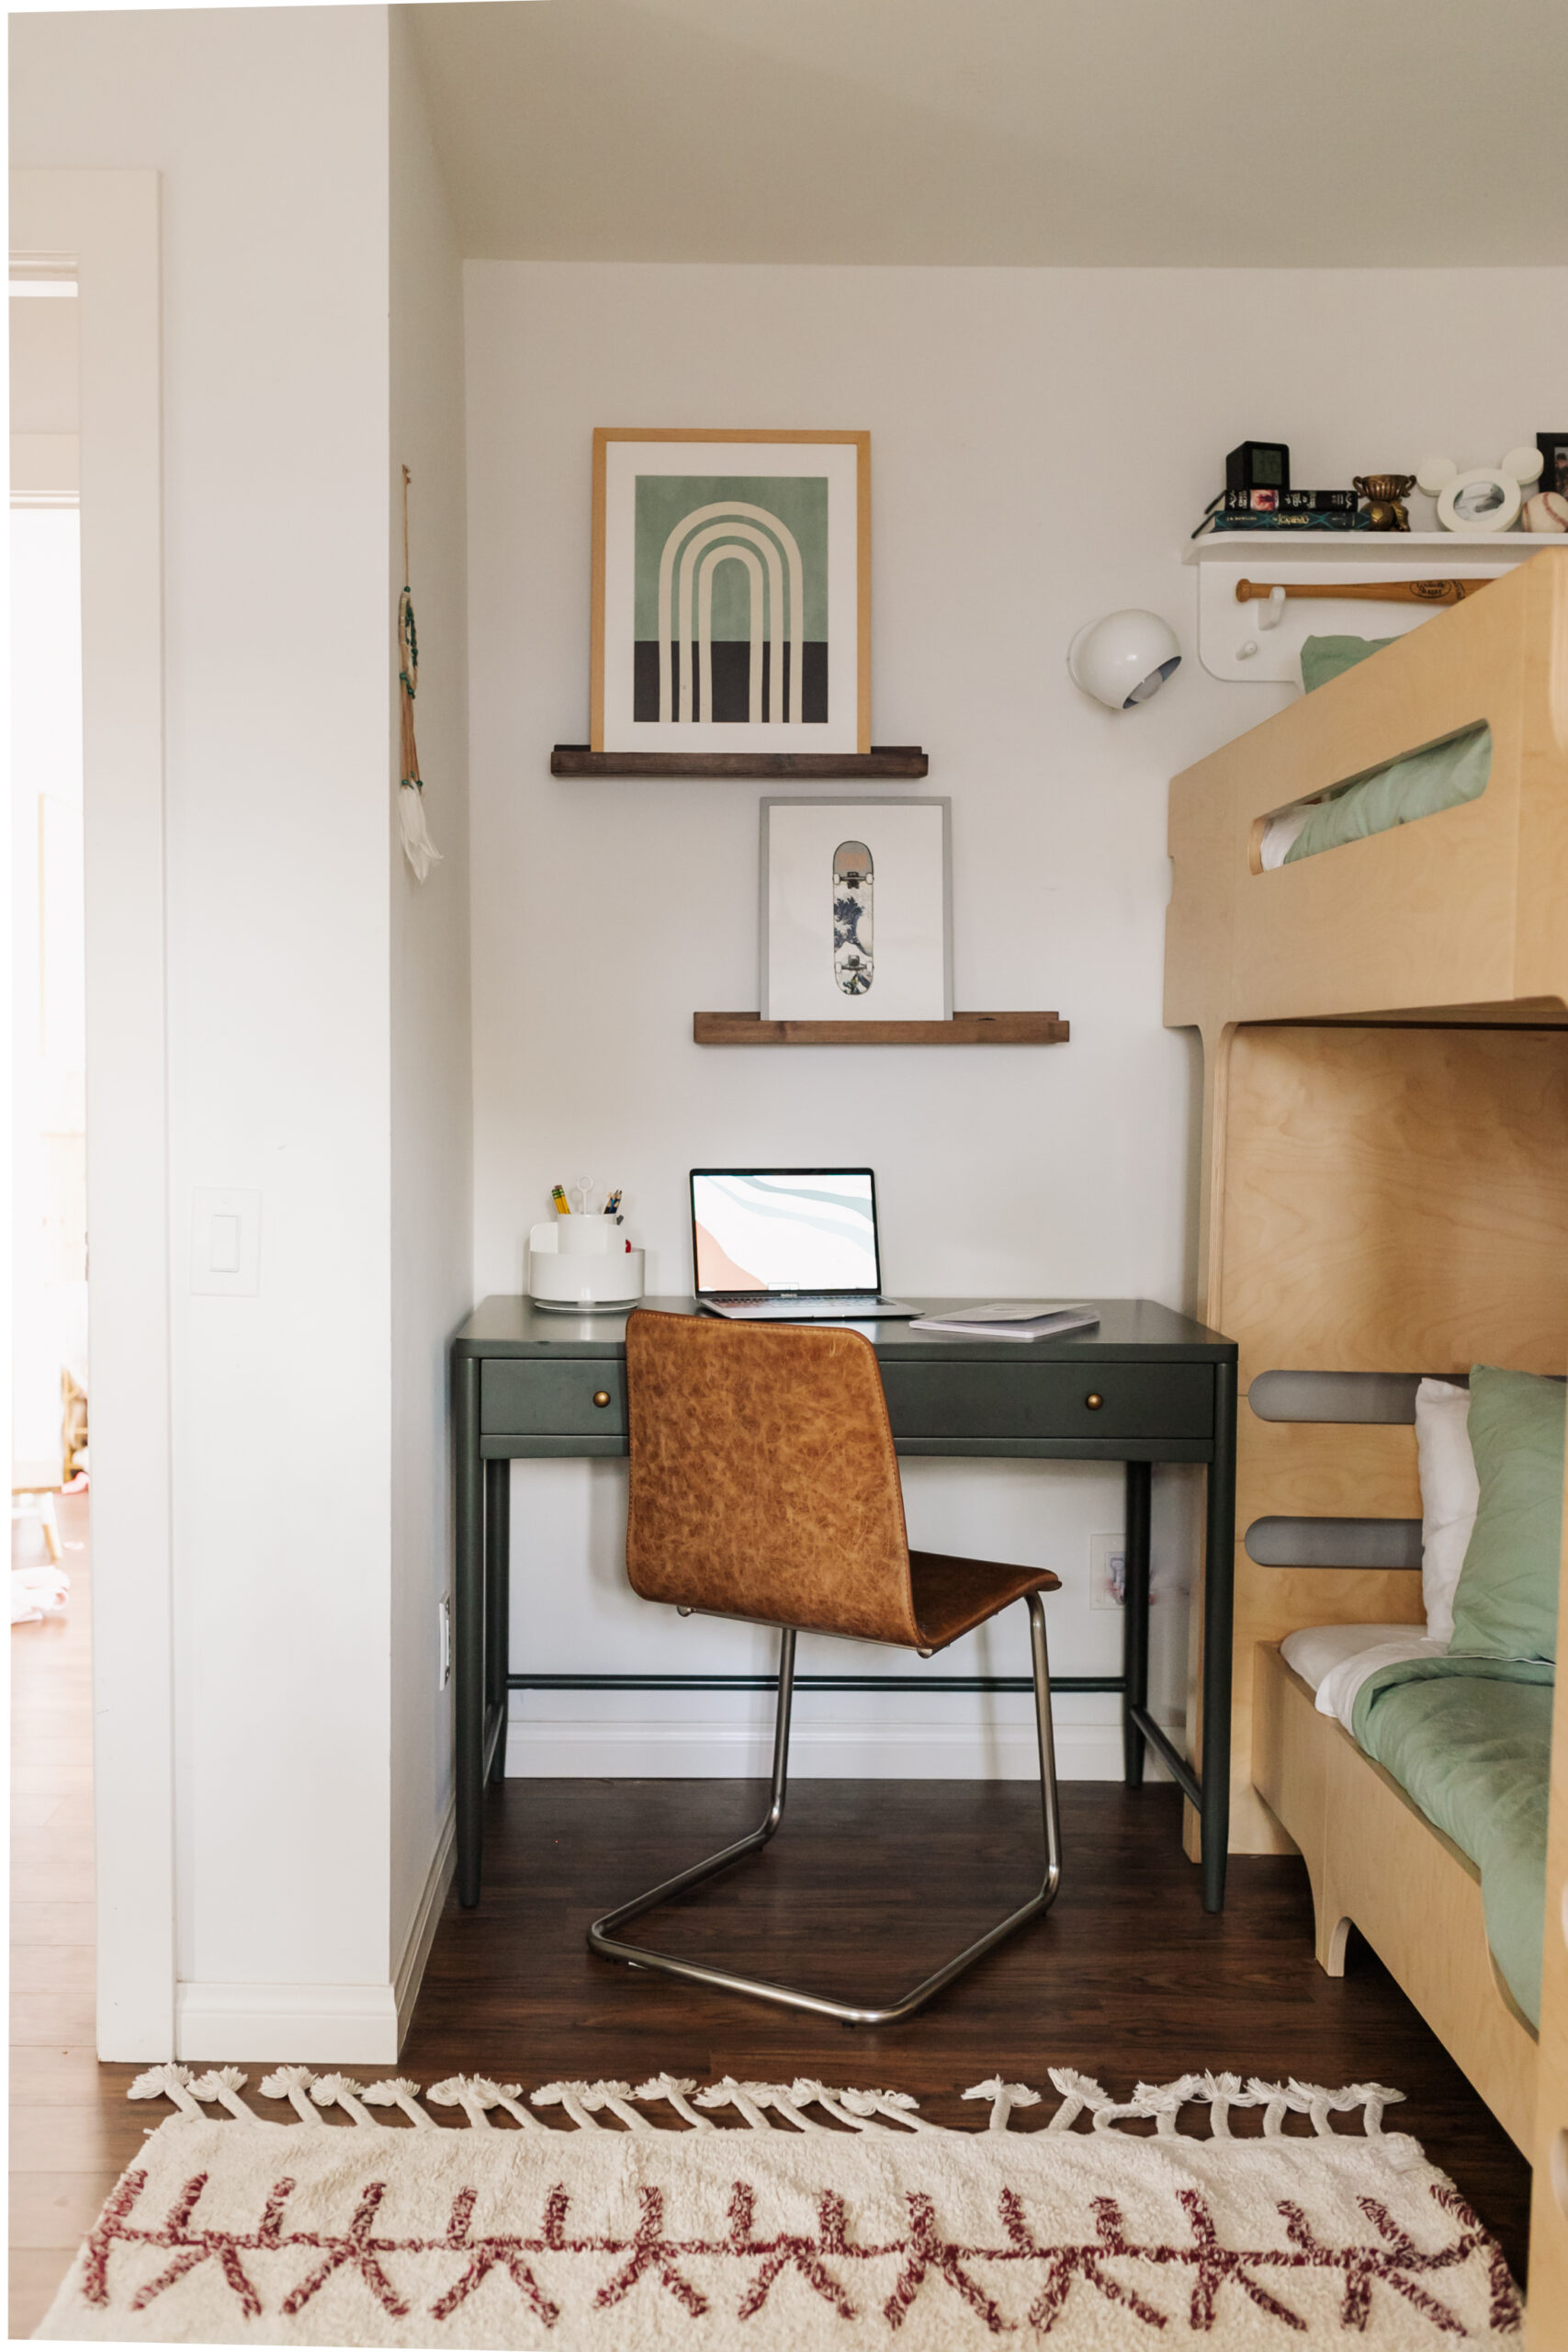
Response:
[404,1773,1532,2283]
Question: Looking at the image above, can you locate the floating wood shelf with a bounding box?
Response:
[551,745,929,780]
[694,1010,1069,1046]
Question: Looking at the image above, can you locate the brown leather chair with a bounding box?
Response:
[588,1309,1064,2024]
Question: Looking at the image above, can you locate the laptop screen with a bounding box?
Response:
[691,1170,881,1295]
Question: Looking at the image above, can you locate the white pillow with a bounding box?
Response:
[1415,1376,1479,1647]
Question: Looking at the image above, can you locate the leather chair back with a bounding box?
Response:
[624,1310,924,1646]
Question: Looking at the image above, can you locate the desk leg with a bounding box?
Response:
[485,1459,511,1787]
[1122,1462,1151,1787]
[1199,1357,1237,1913]
[454,1354,485,1908]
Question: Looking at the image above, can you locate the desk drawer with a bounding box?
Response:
[880,1362,1213,1443]
[481,1360,626,1438]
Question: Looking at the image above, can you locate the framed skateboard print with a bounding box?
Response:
[591,429,871,757]
[760,797,952,1023]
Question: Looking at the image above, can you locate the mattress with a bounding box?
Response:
[1279,1621,1445,1733]
[1258,722,1492,868]
[1351,1657,1554,2029]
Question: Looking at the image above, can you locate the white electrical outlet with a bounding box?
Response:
[438,1596,452,1690]
[1089,1532,1126,1609]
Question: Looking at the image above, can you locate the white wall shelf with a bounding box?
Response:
[1185,531,1549,684]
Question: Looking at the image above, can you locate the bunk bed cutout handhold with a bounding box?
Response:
[1250,722,1491,873]
[1244,1517,1423,1570]
[1248,1371,1458,1423]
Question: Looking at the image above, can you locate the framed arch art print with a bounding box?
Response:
[590,429,871,757]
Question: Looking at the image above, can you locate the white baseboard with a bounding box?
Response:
[175,1978,400,2065]
[175,1813,457,2065]
[505,1714,1179,1781]
[395,1804,456,2051]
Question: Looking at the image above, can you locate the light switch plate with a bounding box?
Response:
[191,1186,261,1295]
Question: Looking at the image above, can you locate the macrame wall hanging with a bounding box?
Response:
[398,465,442,883]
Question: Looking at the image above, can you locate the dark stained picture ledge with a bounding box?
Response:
[551,744,930,779]
[694,1011,1070,1046]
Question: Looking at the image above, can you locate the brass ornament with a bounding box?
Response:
[1353,473,1416,532]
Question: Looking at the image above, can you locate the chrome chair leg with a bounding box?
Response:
[588,1596,1062,2027]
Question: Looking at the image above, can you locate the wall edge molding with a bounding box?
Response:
[175,1979,400,2066]
[394,1804,456,2052]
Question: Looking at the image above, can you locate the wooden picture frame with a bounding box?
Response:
[591,429,871,758]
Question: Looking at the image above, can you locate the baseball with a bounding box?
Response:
[1524,491,1568,535]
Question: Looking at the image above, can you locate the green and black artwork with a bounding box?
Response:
[633,473,829,724]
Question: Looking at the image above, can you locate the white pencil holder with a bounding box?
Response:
[528,1218,645,1312]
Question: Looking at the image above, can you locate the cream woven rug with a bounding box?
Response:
[36,2064,1520,2346]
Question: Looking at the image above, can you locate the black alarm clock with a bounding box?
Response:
[1225,441,1291,498]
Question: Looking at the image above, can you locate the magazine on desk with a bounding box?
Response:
[906,1302,1100,1341]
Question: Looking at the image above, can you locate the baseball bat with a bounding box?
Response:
[1235,576,1495,607]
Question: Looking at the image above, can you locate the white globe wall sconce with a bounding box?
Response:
[1068,610,1182,710]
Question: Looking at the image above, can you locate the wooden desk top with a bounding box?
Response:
[455,1296,1235,1364]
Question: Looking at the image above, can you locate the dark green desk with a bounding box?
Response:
[452,1297,1236,1912]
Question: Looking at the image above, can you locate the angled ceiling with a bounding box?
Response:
[405,0,1568,266]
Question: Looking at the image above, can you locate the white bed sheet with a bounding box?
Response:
[1258,807,1312,869]
[1279,1622,1448,1736]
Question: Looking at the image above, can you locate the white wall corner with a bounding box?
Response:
[394,1804,456,2050]
[175,1802,455,2064]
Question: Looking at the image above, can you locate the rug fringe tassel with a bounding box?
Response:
[128,2065,1405,2141]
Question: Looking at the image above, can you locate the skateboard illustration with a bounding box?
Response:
[833,839,874,996]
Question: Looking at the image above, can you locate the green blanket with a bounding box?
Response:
[1283,723,1491,863]
[1352,1657,1553,2027]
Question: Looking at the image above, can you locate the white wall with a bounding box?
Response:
[466,260,1568,1778]
[388,13,472,2029]
[13,6,415,2058]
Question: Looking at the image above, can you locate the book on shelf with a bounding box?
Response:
[1192,511,1365,537]
[1226,488,1358,515]
[906,1302,1101,1341]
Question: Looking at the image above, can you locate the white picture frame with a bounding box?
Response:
[1436,468,1522,535]
[760,797,953,1023]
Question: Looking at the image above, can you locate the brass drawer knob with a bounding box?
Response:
[592,1390,612,1408]
[1085,1392,1104,1410]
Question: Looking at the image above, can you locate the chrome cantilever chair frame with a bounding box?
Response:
[588,1588,1062,2027]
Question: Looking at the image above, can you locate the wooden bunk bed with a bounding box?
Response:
[1163,547,1568,2166]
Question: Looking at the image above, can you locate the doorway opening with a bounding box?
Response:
[10,264,95,2338]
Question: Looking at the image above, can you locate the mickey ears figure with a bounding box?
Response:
[1416,447,1563,534]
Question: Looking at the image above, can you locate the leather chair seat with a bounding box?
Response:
[909,1551,1062,1652]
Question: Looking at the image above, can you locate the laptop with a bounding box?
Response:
[690,1168,918,1320]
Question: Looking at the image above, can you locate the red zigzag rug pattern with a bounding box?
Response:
[34,2065,1522,2346]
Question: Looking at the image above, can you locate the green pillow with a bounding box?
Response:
[1283,724,1491,863]
[1448,1367,1566,1662]
[1300,635,1396,693]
